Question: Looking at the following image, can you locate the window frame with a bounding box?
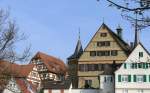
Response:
[100,33,107,37]
[121,75,129,82]
[111,50,118,56]
[90,51,96,57]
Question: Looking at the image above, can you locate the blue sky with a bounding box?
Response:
[0,0,149,63]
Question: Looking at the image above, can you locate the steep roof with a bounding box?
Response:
[105,24,131,54]
[31,52,67,74]
[84,23,131,55]
[68,39,83,60]
[0,61,35,92]
[0,60,34,78]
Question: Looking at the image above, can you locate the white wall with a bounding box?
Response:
[99,75,114,93]
[3,78,21,93]
[44,89,99,93]
[115,44,150,93]
[116,89,150,93]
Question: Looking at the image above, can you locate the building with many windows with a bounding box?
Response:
[115,43,150,93]
[28,52,67,88]
[68,23,131,89]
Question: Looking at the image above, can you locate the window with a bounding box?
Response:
[88,64,95,71]
[121,75,129,82]
[94,64,99,71]
[97,51,103,56]
[111,50,118,56]
[90,51,96,56]
[138,89,143,93]
[79,64,100,71]
[105,51,110,56]
[97,41,110,47]
[85,80,92,86]
[138,63,142,68]
[104,76,113,83]
[124,63,127,69]
[104,77,107,82]
[136,75,146,82]
[100,33,107,37]
[118,75,121,82]
[123,89,128,93]
[137,75,143,82]
[131,63,138,69]
[97,51,110,56]
[139,52,143,57]
[98,64,104,70]
[149,75,150,82]
[79,64,84,71]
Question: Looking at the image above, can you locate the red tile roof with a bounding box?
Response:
[0,60,34,78]
[0,60,36,93]
[31,52,67,74]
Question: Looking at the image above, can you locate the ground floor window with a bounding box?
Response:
[123,89,128,93]
[138,89,143,93]
[84,80,92,88]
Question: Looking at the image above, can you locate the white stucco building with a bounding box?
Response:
[99,75,114,93]
[115,43,150,93]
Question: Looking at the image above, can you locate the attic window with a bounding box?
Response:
[139,52,143,57]
[100,33,107,37]
[97,41,110,47]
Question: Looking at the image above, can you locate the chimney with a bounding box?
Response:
[130,42,134,49]
[116,25,122,39]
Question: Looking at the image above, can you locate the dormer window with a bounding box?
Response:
[139,52,143,57]
[100,33,107,37]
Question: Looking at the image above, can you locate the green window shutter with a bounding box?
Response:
[146,63,148,69]
[143,63,146,69]
[149,75,150,82]
[118,75,121,82]
[128,75,131,82]
[124,63,127,69]
[144,75,146,82]
[135,63,137,69]
[134,75,136,82]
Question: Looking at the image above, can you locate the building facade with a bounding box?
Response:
[99,74,114,93]
[77,23,131,88]
[68,37,83,88]
[115,43,150,93]
[28,52,67,87]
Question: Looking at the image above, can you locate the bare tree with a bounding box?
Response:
[97,0,150,46]
[0,9,31,92]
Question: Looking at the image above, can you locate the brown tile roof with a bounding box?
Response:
[0,60,35,92]
[103,23,131,54]
[84,23,131,55]
[0,60,34,78]
[31,52,67,74]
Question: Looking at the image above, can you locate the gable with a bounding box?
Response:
[79,23,130,63]
[115,43,150,73]
[124,43,150,63]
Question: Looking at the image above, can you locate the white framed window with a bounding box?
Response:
[121,75,128,82]
[137,75,144,82]
[123,89,128,93]
[138,89,143,93]
[104,76,113,83]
